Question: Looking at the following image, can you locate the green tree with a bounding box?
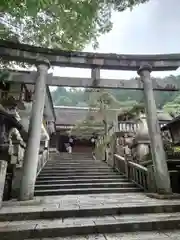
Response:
[163,95,180,116]
[1,0,149,50]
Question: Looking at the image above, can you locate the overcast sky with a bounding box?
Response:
[51,0,180,90]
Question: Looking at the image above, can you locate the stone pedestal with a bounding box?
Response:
[11,166,22,198]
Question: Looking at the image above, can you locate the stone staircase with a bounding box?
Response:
[0,152,180,239]
[35,152,141,196]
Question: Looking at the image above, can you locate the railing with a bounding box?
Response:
[36,147,49,176]
[118,121,138,133]
[114,154,155,191]
[118,121,169,134]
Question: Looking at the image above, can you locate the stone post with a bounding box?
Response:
[0,160,7,208]
[138,65,171,194]
[19,58,50,201]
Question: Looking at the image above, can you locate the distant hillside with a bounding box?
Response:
[51,75,180,115]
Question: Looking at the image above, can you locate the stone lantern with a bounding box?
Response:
[132,112,150,163]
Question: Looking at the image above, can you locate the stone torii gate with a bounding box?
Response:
[1,40,180,200]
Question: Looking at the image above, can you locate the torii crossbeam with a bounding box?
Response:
[1,40,180,71]
[1,69,180,91]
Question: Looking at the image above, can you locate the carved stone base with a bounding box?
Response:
[11,167,22,199]
[147,193,180,199]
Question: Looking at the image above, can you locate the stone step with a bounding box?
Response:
[45,163,105,165]
[35,182,135,190]
[61,158,94,159]
[48,161,98,164]
[56,158,94,161]
[58,158,94,159]
[42,169,111,172]
[1,202,180,222]
[50,159,97,161]
[58,157,94,159]
[1,212,180,239]
[43,165,111,168]
[45,164,106,168]
[34,187,141,196]
[48,159,99,161]
[43,166,109,170]
[40,169,114,174]
[46,164,101,167]
[38,173,120,177]
[59,154,93,156]
[56,156,93,158]
[42,167,112,170]
[22,231,180,240]
[35,178,128,184]
[36,175,125,180]
[58,157,93,159]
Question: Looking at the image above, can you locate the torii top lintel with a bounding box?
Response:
[1,40,180,71]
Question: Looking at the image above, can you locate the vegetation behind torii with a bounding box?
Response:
[52,74,180,116]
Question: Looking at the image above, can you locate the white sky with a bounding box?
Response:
[50,0,180,91]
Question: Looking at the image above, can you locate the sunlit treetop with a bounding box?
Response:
[0,0,149,50]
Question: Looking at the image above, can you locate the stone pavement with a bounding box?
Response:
[1,150,180,239]
[2,192,180,211]
[1,193,180,239]
[28,231,180,240]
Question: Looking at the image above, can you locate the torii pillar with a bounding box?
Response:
[138,65,172,194]
[19,58,50,201]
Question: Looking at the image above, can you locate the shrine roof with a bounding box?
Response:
[157,111,172,121]
[55,106,120,125]
[55,106,89,125]
[161,115,180,131]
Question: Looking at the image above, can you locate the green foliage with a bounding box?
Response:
[1,0,149,50]
[52,75,180,118]
[52,75,180,133]
[52,88,88,107]
[163,95,180,116]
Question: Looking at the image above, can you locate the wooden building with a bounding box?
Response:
[55,106,105,153]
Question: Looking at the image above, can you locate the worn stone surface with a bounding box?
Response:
[147,193,180,199]
[2,192,180,210]
[105,231,179,239]
[25,235,106,240]
[24,231,180,239]
[2,153,180,239]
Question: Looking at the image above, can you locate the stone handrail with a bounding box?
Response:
[36,147,49,176]
[114,154,155,192]
[128,161,147,172]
